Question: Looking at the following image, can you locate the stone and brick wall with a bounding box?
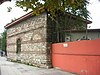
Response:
[6,12,52,68]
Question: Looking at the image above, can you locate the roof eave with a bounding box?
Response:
[5,11,33,29]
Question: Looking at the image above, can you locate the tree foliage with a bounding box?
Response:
[1,30,7,55]
[16,0,90,42]
[16,0,90,19]
[7,7,12,12]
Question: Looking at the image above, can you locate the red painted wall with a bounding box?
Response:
[52,39,100,75]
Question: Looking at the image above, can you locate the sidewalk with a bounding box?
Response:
[0,57,77,75]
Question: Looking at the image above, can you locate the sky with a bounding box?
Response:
[87,0,100,29]
[0,0,100,33]
[0,1,31,33]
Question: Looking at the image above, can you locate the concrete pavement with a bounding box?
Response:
[0,57,77,75]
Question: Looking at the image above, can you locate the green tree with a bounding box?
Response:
[0,37,2,49]
[1,30,7,55]
[16,0,90,19]
[16,0,90,42]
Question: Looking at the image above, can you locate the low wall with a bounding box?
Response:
[52,39,100,75]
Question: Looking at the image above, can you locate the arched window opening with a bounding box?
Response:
[16,38,21,54]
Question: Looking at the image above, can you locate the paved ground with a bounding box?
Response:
[0,57,77,75]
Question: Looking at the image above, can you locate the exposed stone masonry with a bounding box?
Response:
[6,12,52,68]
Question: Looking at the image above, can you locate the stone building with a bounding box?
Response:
[5,11,91,68]
[5,12,53,68]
